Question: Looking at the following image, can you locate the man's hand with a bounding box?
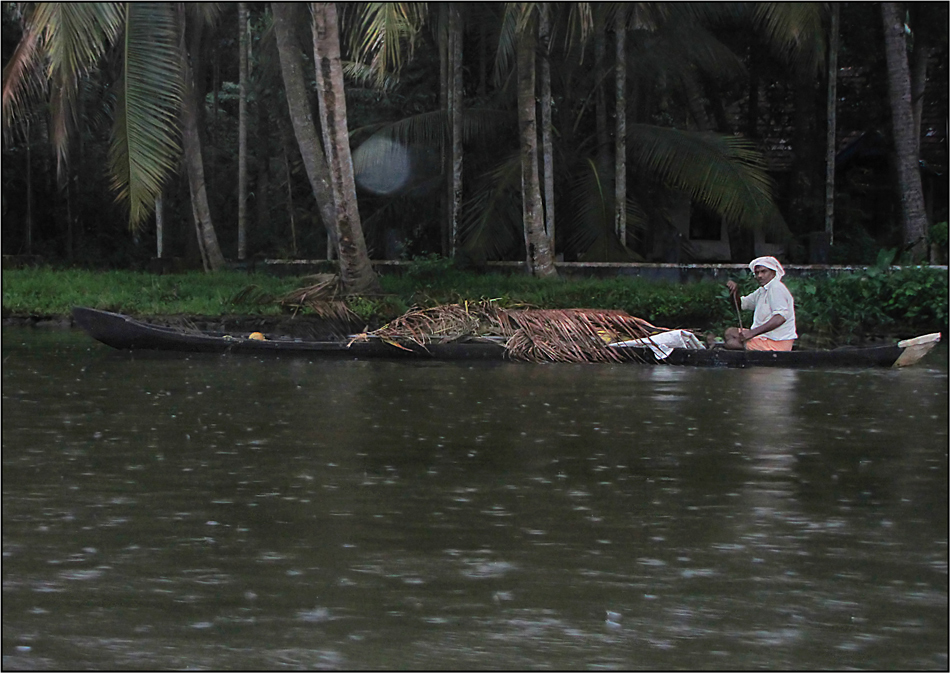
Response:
[726,280,738,296]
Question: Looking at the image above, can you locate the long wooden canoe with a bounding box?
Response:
[71,307,941,368]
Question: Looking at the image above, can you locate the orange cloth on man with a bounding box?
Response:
[745,336,794,352]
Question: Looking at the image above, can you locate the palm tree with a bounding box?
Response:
[824,2,839,245]
[179,4,226,270]
[311,2,380,294]
[514,5,557,277]
[237,2,249,261]
[881,2,929,258]
[2,2,228,269]
[331,2,793,270]
[446,4,464,258]
[271,2,339,257]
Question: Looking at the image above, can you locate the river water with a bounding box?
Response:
[2,328,947,670]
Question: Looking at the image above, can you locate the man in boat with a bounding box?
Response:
[724,256,797,351]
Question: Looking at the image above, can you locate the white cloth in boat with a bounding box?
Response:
[610,329,705,360]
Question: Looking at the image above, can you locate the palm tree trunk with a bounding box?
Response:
[155,194,164,258]
[237,2,248,260]
[447,4,463,259]
[25,120,33,255]
[180,42,227,271]
[311,2,380,294]
[539,2,556,250]
[517,14,557,278]
[881,2,929,258]
[614,9,626,245]
[271,2,340,257]
[824,2,839,245]
[908,6,930,156]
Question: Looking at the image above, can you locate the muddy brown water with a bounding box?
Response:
[2,328,947,670]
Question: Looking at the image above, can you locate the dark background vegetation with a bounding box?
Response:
[1,3,947,269]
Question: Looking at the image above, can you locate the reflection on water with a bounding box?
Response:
[3,329,947,670]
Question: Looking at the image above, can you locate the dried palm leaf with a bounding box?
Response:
[277,274,357,322]
[366,302,666,364]
[369,300,510,347]
[503,308,659,363]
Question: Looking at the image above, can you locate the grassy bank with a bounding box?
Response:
[3,265,947,341]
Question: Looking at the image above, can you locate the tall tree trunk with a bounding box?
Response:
[237,2,249,260]
[614,10,626,245]
[790,71,819,233]
[311,2,380,294]
[180,31,227,271]
[446,4,463,259]
[881,2,929,258]
[517,14,557,278]
[908,5,931,156]
[271,2,339,257]
[155,194,164,259]
[64,170,73,261]
[25,120,33,255]
[824,2,839,245]
[539,2,556,251]
[211,45,219,202]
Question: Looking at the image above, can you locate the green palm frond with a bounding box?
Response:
[1,14,47,142]
[626,125,783,232]
[563,2,594,52]
[185,2,225,29]
[342,60,401,92]
[493,3,525,87]
[353,107,512,153]
[109,2,183,229]
[459,152,524,260]
[750,2,826,75]
[28,3,123,171]
[33,2,123,78]
[349,2,427,87]
[563,158,645,261]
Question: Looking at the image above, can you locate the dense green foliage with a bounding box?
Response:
[2,3,946,268]
[786,267,949,340]
[4,266,946,341]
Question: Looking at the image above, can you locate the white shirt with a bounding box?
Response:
[740,278,797,341]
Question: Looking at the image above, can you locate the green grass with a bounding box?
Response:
[3,265,947,339]
[1,267,302,316]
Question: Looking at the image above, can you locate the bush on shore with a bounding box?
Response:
[2,265,946,341]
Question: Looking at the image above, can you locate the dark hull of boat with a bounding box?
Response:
[72,307,508,360]
[72,307,914,368]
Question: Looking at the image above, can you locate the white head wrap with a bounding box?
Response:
[749,256,785,280]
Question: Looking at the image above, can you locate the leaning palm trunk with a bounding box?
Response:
[881,2,929,259]
[311,2,380,295]
[271,2,340,257]
[516,16,557,278]
[180,35,226,271]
